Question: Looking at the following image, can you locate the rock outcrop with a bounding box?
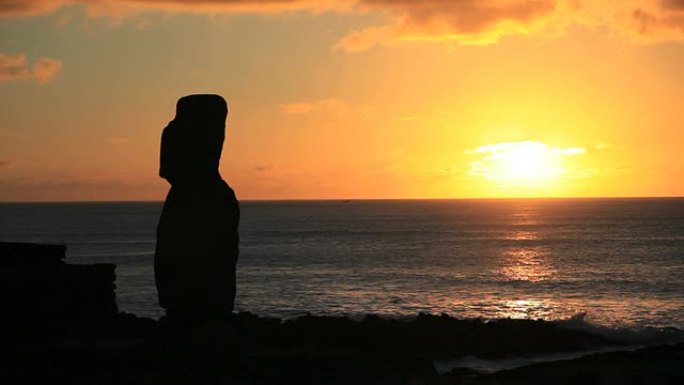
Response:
[0,241,118,341]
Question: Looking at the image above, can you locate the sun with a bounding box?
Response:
[467,141,586,185]
[496,141,560,181]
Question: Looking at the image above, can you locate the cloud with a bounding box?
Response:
[3,1,684,48]
[338,0,684,49]
[466,140,587,156]
[336,0,558,51]
[628,2,684,42]
[662,0,684,10]
[253,164,274,172]
[279,98,347,115]
[0,0,350,18]
[124,0,349,14]
[0,52,63,84]
[334,25,395,52]
[0,0,66,17]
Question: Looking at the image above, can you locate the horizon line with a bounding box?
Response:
[1,195,683,204]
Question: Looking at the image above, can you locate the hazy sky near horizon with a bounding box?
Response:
[1,0,684,201]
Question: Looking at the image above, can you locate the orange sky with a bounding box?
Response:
[1,0,683,201]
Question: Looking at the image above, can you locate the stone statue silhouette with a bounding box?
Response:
[155,94,239,322]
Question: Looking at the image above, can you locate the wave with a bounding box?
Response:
[554,312,684,344]
[433,344,656,374]
[429,312,684,374]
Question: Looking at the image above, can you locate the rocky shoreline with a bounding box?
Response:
[2,242,682,384]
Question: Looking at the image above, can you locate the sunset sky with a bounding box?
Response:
[1,0,683,201]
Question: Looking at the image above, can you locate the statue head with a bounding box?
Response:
[160,94,229,185]
[175,94,228,125]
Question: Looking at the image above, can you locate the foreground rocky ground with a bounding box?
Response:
[2,242,682,384]
[4,311,684,385]
[450,342,684,385]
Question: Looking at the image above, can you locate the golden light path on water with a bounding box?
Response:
[491,208,560,320]
[498,209,556,285]
[433,206,583,323]
[321,205,578,322]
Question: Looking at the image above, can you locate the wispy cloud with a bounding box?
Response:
[253,164,274,172]
[279,98,347,115]
[0,52,62,84]
[396,115,420,122]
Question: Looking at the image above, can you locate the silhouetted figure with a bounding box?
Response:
[155,94,239,322]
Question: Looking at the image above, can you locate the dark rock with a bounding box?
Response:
[0,241,65,270]
[459,342,684,385]
[442,367,484,384]
[264,313,617,360]
[0,242,118,341]
[268,354,438,385]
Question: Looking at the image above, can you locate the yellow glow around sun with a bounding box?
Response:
[467,141,586,185]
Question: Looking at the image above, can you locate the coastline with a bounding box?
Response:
[4,310,684,384]
[2,241,683,384]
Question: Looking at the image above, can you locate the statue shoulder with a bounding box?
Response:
[220,180,239,203]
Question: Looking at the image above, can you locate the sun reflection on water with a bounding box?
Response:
[498,248,556,282]
[496,299,555,320]
[504,230,540,241]
[499,207,556,282]
[489,208,560,319]
[508,210,542,226]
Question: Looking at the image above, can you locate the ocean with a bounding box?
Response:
[1,198,683,330]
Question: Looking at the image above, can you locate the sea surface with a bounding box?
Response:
[1,199,683,329]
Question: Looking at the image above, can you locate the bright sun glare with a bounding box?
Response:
[468,141,586,185]
[496,142,559,181]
